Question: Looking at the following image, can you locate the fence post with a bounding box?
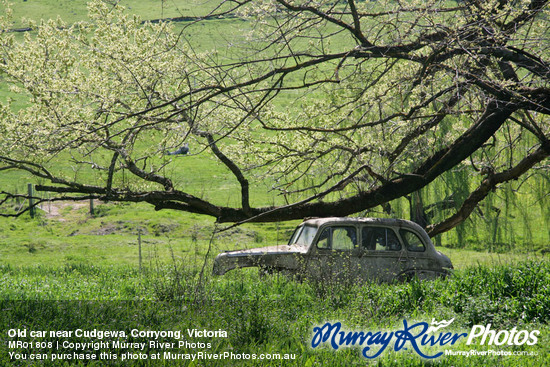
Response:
[89,198,94,216]
[27,183,34,219]
[138,229,143,273]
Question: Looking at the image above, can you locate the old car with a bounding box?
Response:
[213,217,453,282]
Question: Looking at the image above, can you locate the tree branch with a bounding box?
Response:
[426,144,550,237]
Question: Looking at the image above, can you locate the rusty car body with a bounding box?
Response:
[213,217,453,282]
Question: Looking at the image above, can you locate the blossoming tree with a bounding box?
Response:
[0,0,548,236]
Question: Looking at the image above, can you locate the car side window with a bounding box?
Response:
[400,229,426,252]
[361,227,401,251]
[316,226,357,251]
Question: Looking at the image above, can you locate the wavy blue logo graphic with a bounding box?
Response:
[311,319,466,359]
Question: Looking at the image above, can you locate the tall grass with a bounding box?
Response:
[1,261,548,365]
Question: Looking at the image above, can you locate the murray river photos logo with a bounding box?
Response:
[310,319,539,359]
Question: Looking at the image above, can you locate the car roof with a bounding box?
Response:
[301,217,420,229]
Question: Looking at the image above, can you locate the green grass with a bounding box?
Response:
[0,261,549,365]
[440,248,548,269]
[8,0,221,28]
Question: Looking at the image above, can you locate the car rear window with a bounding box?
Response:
[400,229,426,252]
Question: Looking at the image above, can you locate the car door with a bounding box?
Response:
[399,228,440,280]
[357,226,408,282]
[303,225,361,283]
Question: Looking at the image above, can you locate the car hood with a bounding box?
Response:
[213,244,306,275]
[219,244,307,257]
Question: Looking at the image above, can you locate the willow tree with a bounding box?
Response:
[0,0,548,236]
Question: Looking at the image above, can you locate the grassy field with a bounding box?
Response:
[0,260,549,365]
[7,0,222,26]
[0,1,549,366]
[0,195,548,366]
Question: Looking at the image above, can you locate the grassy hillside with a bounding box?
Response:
[8,0,217,27]
[0,0,547,264]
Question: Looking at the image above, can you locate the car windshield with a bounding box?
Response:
[288,224,318,248]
